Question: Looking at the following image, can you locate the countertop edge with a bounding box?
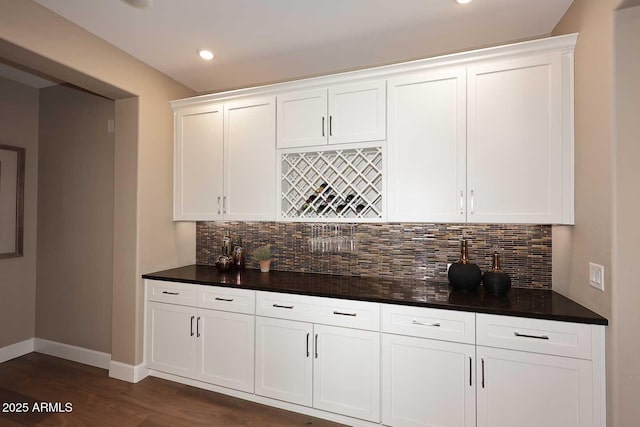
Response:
[142,268,608,326]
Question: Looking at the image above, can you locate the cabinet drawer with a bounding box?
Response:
[476,314,592,359]
[382,304,475,344]
[256,291,380,331]
[146,280,197,306]
[197,286,255,315]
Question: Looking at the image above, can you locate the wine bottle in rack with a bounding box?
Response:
[300,194,318,214]
[315,182,328,194]
[316,184,335,215]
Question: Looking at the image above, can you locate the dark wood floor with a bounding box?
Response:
[0,353,345,427]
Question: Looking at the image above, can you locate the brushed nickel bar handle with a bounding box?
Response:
[222,196,227,214]
[460,190,464,214]
[162,291,179,295]
[514,331,550,340]
[315,333,319,359]
[470,190,475,214]
[306,333,310,358]
[190,315,195,337]
[273,304,294,309]
[322,117,325,137]
[196,317,201,337]
[481,358,485,388]
[333,311,357,317]
[215,297,234,302]
[469,357,472,386]
[412,319,441,327]
[217,196,221,214]
[329,115,333,136]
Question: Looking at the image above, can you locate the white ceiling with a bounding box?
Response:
[31,0,574,93]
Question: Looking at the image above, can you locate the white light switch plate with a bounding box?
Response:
[589,262,605,291]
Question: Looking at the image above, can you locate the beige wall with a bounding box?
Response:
[36,84,114,354]
[0,0,195,364]
[551,0,616,317]
[0,76,38,348]
[612,5,640,425]
[553,1,640,425]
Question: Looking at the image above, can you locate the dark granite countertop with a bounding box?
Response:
[142,265,608,325]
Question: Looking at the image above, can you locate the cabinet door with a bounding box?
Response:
[197,309,255,393]
[477,346,593,427]
[146,302,197,378]
[277,89,327,148]
[387,68,467,222]
[224,97,276,220]
[255,316,313,407]
[313,324,380,422]
[467,54,563,223]
[382,334,476,427]
[328,81,386,145]
[174,103,224,220]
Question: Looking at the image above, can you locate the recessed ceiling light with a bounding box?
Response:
[121,0,151,8]
[456,0,472,4]
[198,49,215,61]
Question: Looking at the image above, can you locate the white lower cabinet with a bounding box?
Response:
[145,281,255,393]
[146,281,605,427]
[197,308,255,393]
[255,317,381,423]
[381,304,477,427]
[147,301,198,378]
[313,324,380,422]
[476,346,593,427]
[254,291,381,423]
[146,298,255,393]
[254,316,313,406]
[382,334,476,427]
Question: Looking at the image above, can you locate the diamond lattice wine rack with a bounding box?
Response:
[279,145,384,221]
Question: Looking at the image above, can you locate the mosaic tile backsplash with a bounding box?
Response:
[197,222,552,289]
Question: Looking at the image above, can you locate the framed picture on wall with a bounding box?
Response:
[0,144,25,259]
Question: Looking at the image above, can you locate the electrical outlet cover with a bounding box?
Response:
[589,262,605,291]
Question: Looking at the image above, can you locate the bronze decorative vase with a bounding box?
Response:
[448,239,482,291]
[482,252,511,295]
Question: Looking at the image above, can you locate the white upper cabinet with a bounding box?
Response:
[467,53,569,224]
[173,34,576,224]
[387,68,467,222]
[327,81,386,145]
[276,81,386,149]
[174,103,224,221]
[388,50,573,224]
[224,98,276,221]
[173,97,276,221]
[276,89,328,148]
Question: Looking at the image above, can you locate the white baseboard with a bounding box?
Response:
[109,360,148,383]
[34,338,111,370]
[0,338,35,363]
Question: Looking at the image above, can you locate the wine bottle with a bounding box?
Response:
[300,194,318,213]
[315,182,328,194]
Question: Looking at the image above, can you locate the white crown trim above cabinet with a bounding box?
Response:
[172,34,577,223]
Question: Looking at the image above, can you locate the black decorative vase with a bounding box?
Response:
[482,252,511,295]
[448,239,482,291]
